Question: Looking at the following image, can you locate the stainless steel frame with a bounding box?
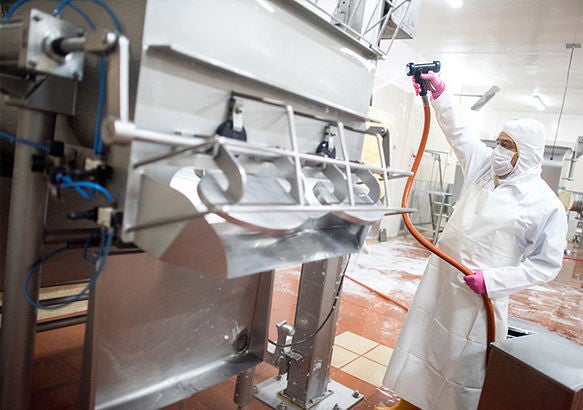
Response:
[0,108,56,410]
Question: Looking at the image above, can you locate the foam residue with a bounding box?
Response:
[343,239,429,302]
[343,238,583,346]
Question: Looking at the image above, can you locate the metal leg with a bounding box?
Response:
[254,256,363,409]
[234,367,256,409]
[283,257,346,407]
[0,109,55,410]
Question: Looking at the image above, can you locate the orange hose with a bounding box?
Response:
[402,96,495,361]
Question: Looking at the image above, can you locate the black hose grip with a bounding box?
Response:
[406,61,441,96]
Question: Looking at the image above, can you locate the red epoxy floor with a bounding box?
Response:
[30,235,583,409]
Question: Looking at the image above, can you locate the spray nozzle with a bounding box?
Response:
[406,60,441,96]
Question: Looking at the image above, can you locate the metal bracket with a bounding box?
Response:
[274,321,297,376]
[232,99,244,133]
[0,8,85,79]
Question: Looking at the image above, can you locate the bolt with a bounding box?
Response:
[275,374,282,381]
[32,15,41,22]
[252,386,258,394]
[72,71,80,80]
[333,405,342,410]
[352,390,360,398]
[28,60,37,68]
[277,402,287,410]
[76,28,85,37]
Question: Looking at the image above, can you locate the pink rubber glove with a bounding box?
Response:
[412,71,446,99]
[464,270,486,295]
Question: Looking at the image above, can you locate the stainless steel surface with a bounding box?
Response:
[80,253,274,409]
[479,331,583,409]
[0,108,55,410]
[138,1,377,118]
[103,1,412,273]
[492,332,583,388]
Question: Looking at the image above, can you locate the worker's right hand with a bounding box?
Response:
[412,71,446,99]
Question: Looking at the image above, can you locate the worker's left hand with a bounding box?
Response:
[411,71,446,99]
[464,270,486,294]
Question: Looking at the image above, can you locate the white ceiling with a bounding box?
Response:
[376,0,583,116]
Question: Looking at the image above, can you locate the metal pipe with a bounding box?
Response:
[39,292,89,307]
[37,314,87,333]
[285,104,305,205]
[336,122,356,206]
[44,229,99,244]
[108,120,411,178]
[0,108,55,410]
[0,291,89,315]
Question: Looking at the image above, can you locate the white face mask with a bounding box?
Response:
[491,145,516,176]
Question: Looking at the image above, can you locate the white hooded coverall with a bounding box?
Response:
[382,91,568,410]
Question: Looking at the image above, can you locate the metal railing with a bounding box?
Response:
[300,0,413,56]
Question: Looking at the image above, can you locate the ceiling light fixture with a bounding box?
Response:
[452,85,500,111]
[470,86,500,111]
[533,95,546,111]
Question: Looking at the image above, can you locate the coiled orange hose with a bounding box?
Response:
[401,95,495,360]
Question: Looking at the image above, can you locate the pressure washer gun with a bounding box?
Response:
[406,60,441,96]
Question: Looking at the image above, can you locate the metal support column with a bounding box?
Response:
[0,108,55,410]
[254,256,363,409]
[283,257,346,407]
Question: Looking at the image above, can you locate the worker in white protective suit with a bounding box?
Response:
[381,72,568,410]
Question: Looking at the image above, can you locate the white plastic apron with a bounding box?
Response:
[384,180,524,410]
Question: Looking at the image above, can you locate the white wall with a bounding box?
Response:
[491,111,583,192]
